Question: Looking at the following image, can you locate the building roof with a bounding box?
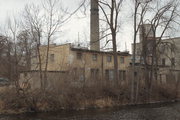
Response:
[40,43,131,56]
[70,47,130,56]
[162,37,180,41]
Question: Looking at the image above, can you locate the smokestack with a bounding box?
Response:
[139,24,154,42]
[90,0,100,51]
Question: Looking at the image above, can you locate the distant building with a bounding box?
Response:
[132,24,180,84]
[20,43,131,89]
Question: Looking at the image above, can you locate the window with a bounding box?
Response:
[120,57,124,64]
[136,48,141,55]
[105,69,114,81]
[91,69,99,78]
[171,58,175,66]
[162,58,166,66]
[50,54,54,62]
[159,45,165,53]
[107,56,112,62]
[77,52,82,60]
[105,70,109,80]
[92,54,98,61]
[159,74,162,82]
[119,70,126,81]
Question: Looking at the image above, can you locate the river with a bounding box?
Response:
[0,102,180,120]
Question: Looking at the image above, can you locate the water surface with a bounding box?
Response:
[1,102,180,120]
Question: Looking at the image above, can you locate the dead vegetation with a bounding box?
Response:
[0,78,179,114]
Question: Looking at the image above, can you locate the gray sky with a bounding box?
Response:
[0,0,134,52]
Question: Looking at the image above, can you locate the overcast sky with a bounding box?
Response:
[0,0,134,52]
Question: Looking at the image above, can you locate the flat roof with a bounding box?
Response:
[70,47,131,56]
[39,43,131,56]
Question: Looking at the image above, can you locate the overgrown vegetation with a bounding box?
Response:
[0,81,178,114]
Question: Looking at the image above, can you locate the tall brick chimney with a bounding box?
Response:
[90,0,100,51]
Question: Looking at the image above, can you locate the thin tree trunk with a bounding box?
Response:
[7,43,12,81]
[112,31,119,86]
[44,36,51,90]
[37,44,43,89]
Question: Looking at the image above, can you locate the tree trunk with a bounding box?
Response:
[37,34,43,90]
[112,31,119,86]
[44,36,51,90]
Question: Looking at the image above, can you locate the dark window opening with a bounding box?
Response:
[24,73,27,77]
[171,58,175,66]
[119,70,126,81]
[162,58,166,66]
[91,69,99,78]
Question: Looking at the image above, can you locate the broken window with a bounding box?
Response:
[92,54,97,61]
[77,52,82,60]
[107,55,112,62]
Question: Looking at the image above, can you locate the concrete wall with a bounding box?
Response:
[19,71,68,90]
[31,44,71,71]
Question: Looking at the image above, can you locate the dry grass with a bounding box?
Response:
[0,77,179,114]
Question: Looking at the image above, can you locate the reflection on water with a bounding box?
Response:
[0,102,180,120]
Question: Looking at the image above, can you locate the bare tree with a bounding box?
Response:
[42,0,65,88]
[131,0,152,103]
[23,4,44,90]
[17,30,35,71]
[22,0,87,90]
[132,0,180,102]
[98,0,123,85]
[7,17,22,92]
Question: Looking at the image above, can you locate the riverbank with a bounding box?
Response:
[0,101,180,120]
[0,84,179,115]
